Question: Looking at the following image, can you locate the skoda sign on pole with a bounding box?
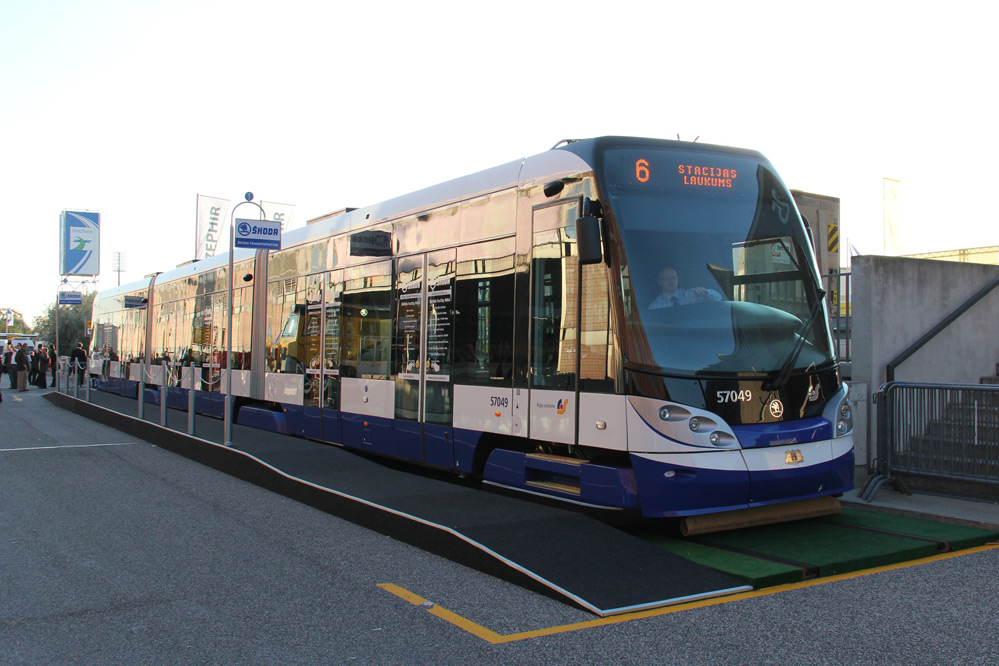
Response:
[233,219,282,250]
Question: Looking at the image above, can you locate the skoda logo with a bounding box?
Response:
[237,221,252,236]
[769,399,784,418]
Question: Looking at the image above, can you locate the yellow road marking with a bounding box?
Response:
[379,543,999,644]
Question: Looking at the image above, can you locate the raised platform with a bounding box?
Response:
[47,390,751,616]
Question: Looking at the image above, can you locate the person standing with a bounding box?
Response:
[15,343,29,391]
[49,343,57,387]
[35,347,50,389]
[29,347,39,386]
[3,346,14,389]
[70,342,88,386]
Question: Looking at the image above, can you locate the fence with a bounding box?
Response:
[864,382,999,500]
[825,270,851,363]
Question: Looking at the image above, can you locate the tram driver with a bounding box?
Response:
[648,267,722,310]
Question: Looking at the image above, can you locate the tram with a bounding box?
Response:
[89,136,855,526]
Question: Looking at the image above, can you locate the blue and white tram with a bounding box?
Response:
[89,136,854,525]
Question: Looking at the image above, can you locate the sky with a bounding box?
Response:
[2,0,996,325]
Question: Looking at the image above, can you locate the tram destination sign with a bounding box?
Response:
[234,218,282,250]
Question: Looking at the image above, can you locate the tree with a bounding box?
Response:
[33,292,96,357]
[2,308,32,334]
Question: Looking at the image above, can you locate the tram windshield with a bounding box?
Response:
[603,147,834,377]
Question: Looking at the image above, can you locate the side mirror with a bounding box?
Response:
[576,215,602,265]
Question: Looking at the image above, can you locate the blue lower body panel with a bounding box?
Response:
[237,406,289,434]
[341,413,395,457]
[453,428,482,474]
[483,449,639,509]
[748,449,855,505]
[284,405,323,440]
[422,424,454,469]
[631,447,855,518]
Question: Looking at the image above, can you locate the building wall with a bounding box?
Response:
[904,246,999,265]
[791,190,841,275]
[852,255,999,477]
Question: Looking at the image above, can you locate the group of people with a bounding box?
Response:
[1,342,89,393]
[3,343,56,391]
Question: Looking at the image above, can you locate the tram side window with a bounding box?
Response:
[340,264,393,380]
[232,284,254,371]
[174,297,193,366]
[152,303,176,364]
[453,240,515,387]
[267,277,310,374]
[459,189,516,243]
[191,294,213,367]
[530,228,577,391]
[580,263,615,394]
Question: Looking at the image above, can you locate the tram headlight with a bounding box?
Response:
[689,417,700,432]
[658,406,670,421]
[835,397,853,435]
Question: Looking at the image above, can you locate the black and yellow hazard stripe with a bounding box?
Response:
[827,224,839,253]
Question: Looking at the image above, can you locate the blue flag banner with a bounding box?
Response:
[60,210,101,276]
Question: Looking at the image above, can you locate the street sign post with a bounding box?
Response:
[224,196,276,447]
[233,219,282,250]
[58,291,83,305]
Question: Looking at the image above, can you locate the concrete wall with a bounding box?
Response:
[851,255,999,477]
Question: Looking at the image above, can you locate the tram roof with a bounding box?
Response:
[96,136,771,301]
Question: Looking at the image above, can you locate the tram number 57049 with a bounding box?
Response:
[717,390,753,403]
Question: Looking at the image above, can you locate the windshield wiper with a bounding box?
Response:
[762,290,826,392]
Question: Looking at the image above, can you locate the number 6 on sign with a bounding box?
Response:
[636,159,650,183]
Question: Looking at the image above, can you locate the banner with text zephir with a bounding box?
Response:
[60,210,100,276]
[195,194,231,260]
[234,219,282,250]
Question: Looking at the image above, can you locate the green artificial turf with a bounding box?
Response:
[634,506,998,589]
[691,520,939,577]
[644,535,804,588]
[825,507,999,551]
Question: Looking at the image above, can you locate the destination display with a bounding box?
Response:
[608,149,751,193]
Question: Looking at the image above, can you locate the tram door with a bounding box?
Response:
[320,270,343,443]
[300,273,324,437]
[529,201,580,445]
[423,249,456,467]
[393,250,456,467]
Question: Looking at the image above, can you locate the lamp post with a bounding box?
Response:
[55,278,68,391]
[224,192,265,446]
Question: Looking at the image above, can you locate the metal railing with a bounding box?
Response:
[824,270,851,363]
[59,359,203,436]
[863,381,999,500]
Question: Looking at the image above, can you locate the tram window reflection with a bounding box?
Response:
[453,240,515,387]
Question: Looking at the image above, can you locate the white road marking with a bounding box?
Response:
[0,442,142,452]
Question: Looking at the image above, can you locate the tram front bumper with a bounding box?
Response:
[630,435,855,518]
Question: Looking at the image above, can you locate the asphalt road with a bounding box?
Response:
[2,388,998,665]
